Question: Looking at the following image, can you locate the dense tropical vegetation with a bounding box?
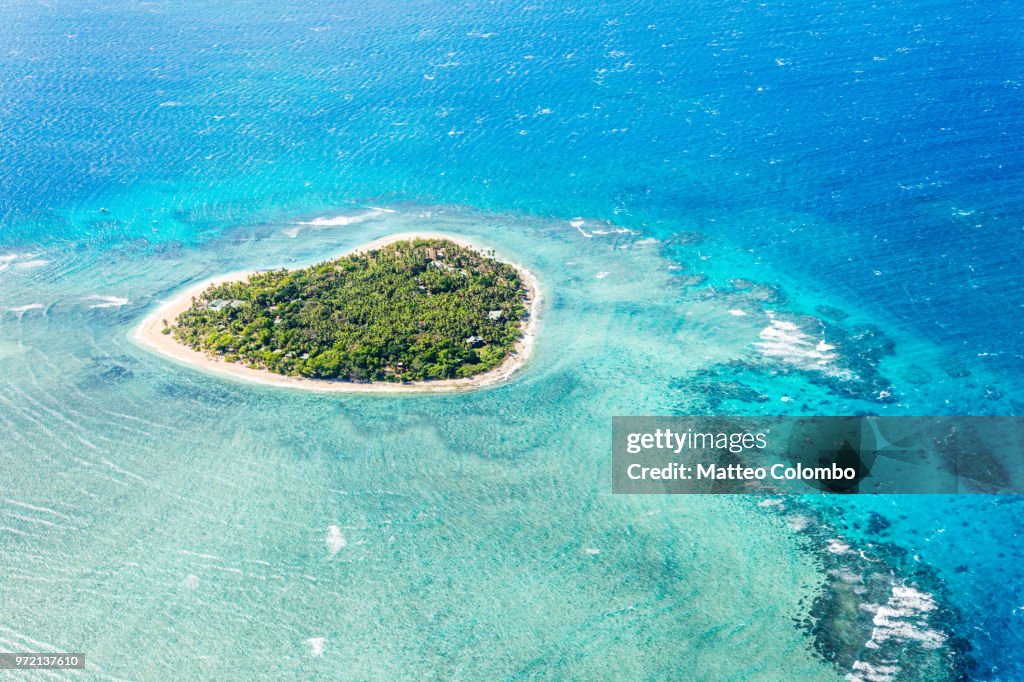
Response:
[171,238,530,382]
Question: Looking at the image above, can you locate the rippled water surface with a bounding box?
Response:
[1,0,1022,679]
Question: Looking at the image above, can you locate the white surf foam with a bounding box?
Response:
[326,525,347,556]
[0,254,48,273]
[0,253,20,273]
[6,304,44,314]
[298,209,387,227]
[4,498,71,520]
[863,585,945,651]
[306,637,326,658]
[848,585,947,681]
[84,295,130,309]
[753,314,847,378]
[15,259,50,269]
[848,660,900,682]
[570,218,591,238]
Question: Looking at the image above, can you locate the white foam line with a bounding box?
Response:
[83,295,130,309]
[14,374,123,444]
[90,473,131,489]
[0,408,37,451]
[74,487,100,501]
[100,410,176,432]
[0,392,70,449]
[570,218,592,238]
[206,565,244,575]
[2,571,69,584]
[0,384,105,450]
[5,303,45,314]
[100,458,149,485]
[11,388,121,443]
[6,513,59,528]
[49,372,165,438]
[51,407,151,442]
[0,624,71,650]
[14,259,50,269]
[296,209,387,227]
[329,488,410,498]
[43,393,155,441]
[180,549,223,561]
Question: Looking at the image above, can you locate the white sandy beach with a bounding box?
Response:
[130,232,542,393]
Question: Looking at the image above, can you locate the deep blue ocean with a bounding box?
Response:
[2,0,1022,679]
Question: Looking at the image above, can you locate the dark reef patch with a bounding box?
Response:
[932,423,1010,493]
[155,375,239,407]
[77,356,136,390]
[865,512,891,535]
[759,498,973,681]
[662,231,706,247]
[815,304,850,321]
[671,273,708,288]
[669,374,770,411]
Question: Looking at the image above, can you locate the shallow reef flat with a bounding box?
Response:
[0,205,993,678]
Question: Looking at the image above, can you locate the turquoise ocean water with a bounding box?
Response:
[1,0,1022,679]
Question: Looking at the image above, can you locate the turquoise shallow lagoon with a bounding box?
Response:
[0,207,988,678]
[2,0,1023,678]
[1,210,844,679]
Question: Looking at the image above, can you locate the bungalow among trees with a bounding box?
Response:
[171,238,530,382]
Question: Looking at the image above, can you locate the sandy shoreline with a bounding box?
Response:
[129,232,542,393]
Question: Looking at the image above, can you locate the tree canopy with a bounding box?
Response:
[172,238,530,382]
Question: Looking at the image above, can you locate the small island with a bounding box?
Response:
[132,233,541,392]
